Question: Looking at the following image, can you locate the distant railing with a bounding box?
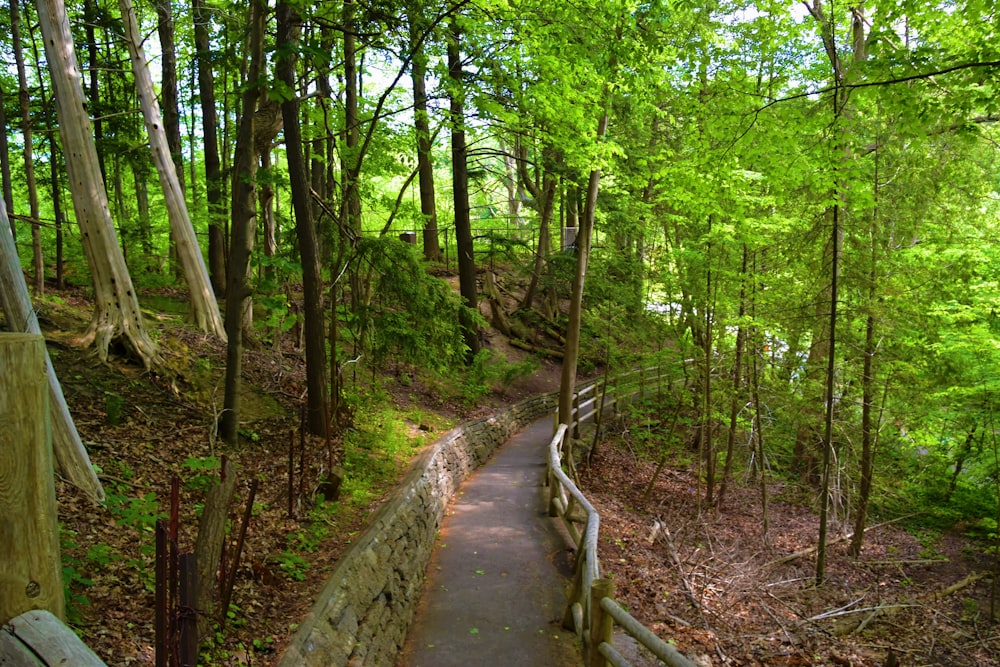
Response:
[385,224,605,271]
[547,364,696,667]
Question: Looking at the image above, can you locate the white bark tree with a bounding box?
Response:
[35,0,160,368]
[118,0,226,341]
[0,199,104,502]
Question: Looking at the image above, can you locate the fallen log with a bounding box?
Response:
[510,337,564,359]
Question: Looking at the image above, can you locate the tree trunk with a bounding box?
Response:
[502,145,524,226]
[750,261,770,547]
[260,148,277,282]
[702,219,715,508]
[0,85,14,232]
[343,0,361,239]
[132,157,152,254]
[82,0,108,189]
[0,200,104,502]
[408,2,442,262]
[850,305,878,558]
[220,0,265,444]
[448,19,481,360]
[558,164,600,428]
[36,0,161,369]
[812,0,864,587]
[193,463,239,641]
[154,0,184,192]
[517,143,556,311]
[193,0,227,296]
[717,244,748,509]
[50,135,66,290]
[816,174,841,587]
[119,0,227,340]
[277,0,329,437]
[155,0,182,278]
[12,0,44,295]
[559,103,612,433]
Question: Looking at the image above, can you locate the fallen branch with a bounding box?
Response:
[922,570,988,603]
[807,595,868,621]
[660,527,711,630]
[833,572,988,636]
[767,532,855,568]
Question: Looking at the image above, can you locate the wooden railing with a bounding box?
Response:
[547,364,696,667]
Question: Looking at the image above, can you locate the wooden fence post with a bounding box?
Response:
[572,390,581,439]
[589,578,615,667]
[0,333,64,624]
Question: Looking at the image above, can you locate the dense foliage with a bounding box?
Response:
[2,0,998,600]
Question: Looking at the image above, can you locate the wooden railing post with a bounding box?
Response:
[547,467,560,517]
[589,578,615,667]
[0,333,64,624]
[572,390,581,438]
[562,550,586,632]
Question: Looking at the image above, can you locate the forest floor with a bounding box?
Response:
[16,283,1000,666]
[581,430,1000,666]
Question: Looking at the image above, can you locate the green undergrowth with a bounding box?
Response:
[341,389,449,507]
[277,386,455,582]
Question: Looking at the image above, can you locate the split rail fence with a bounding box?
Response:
[548,364,697,667]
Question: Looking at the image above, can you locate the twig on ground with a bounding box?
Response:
[661,526,713,630]
[807,595,869,621]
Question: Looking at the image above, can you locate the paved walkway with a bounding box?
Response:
[397,417,582,667]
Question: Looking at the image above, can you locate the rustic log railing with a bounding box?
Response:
[548,364,696,667]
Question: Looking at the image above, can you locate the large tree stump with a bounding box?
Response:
[0,333,64,624]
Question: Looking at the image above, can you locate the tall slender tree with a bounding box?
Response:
[11,0,44,294]
[155,0,184,190]
[221,0,266,444]
[0,86,15,238]
[276,0,328,437]
[448,16,481,360]
[408,0,442,262]
[193,0,227,295]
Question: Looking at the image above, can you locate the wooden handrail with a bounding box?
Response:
[548,362,696,667]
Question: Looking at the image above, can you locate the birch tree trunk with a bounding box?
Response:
[118,0,226,340]
[35,0,161,369]
[0,200,104,502]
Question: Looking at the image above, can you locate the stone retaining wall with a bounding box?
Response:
[276,393,557,667]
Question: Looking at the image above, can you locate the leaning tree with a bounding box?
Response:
[34,0,160,368]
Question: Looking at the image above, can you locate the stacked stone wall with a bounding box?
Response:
[277,393,557,667]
